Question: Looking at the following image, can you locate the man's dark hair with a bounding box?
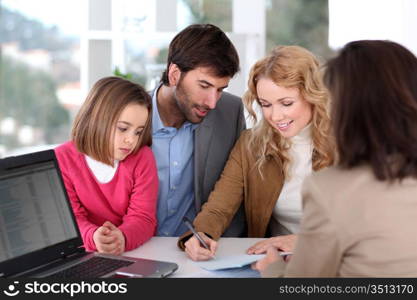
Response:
[324,40,417,181]
[161,24,240,85]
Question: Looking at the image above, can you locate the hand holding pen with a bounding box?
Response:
[183,217,217,261]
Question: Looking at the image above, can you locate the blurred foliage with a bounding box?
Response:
[0,5,74,51]
[0,4,72,149]
[113,66,147,87]
[181,0,232,32]
[181,0,333,60]
[266,0,334,60]
[155,47,169,65]
[0,57,70,145]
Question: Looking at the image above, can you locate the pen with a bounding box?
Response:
[182,216,210,250]
[279,251,292,257]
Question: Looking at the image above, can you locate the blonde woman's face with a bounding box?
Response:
[256,77,312,138]
[112,103,148,161]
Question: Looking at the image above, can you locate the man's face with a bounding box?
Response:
[173,66,230,124]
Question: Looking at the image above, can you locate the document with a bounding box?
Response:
[186,265,261,278]
[193,254,265,271]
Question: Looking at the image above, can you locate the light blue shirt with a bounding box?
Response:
[151,87,198,236]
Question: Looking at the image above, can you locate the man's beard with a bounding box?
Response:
[174,82,206,124]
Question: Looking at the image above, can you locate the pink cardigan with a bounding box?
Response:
[55,142,158,252]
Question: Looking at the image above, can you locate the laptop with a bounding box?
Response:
[0,150,178,278]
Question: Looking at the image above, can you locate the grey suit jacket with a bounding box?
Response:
[263,165,417,277]
[151,88,247,237]
[194,91,247,237]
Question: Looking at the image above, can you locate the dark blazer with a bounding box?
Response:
[194,91,247,236]
[151,88,247,236]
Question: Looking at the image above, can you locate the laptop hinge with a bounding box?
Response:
[12,251,87,278]
[63,248,86,258]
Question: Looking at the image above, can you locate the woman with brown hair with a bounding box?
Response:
[179,45,334,260]
[55,76,158,255]
[256,40,417,277]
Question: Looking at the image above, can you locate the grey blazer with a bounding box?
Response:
[151,89,247,237]
[194,91,247,237]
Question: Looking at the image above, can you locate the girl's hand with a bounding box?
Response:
[93,221,125,255]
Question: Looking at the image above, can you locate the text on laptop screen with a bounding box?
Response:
[0,161,78,263]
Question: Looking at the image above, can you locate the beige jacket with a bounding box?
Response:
[179,129,293,248]
[263,165,417,277]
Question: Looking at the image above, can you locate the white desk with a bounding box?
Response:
[123,237,265,278]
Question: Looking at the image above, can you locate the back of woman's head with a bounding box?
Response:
[243,45,333,176]
[324,40,417,180]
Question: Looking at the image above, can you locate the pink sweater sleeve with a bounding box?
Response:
[118,147,158,251]
[55,144,99,251]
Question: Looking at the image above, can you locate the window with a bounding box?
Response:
[1,0,334,156]
[0,0,83,157]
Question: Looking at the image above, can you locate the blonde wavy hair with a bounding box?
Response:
[243,45,334,178]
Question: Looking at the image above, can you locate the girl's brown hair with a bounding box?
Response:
[71,76,152,166]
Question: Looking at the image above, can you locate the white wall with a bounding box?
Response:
[329,0,417,55]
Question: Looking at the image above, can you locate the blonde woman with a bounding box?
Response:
[257,40,417,277]
[178,46,334,261]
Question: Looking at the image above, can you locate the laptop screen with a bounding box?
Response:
[0,159,78,264]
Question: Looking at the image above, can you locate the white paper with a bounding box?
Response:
[193,254,265,271]
[181,265,261,278]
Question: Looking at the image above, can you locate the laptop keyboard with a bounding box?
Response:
[48,256,134,279]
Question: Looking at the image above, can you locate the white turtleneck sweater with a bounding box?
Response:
[85,155,119,184]
[270,124,313,236]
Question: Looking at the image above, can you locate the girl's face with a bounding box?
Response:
[256,77,312,138]
[113,103,148,161]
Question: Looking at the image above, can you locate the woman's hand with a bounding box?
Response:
[247,234,297,254]
[252,246,283,272]
[184,232,217,261]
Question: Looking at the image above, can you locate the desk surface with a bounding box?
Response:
[124,237,265,278]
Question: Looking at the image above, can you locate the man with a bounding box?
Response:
[151,24,246,237]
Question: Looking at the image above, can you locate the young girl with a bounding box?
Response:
[55,76,158,255]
